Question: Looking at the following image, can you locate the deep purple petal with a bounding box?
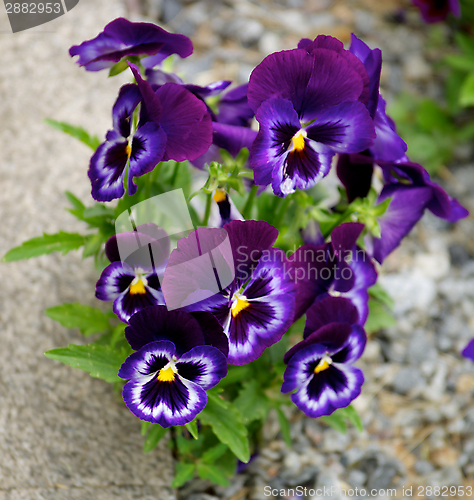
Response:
[462,338,474,362]
[284,322,353,365]
[88,138,128,202]
[301,220,325,246]
[332,324,367,364]
[305,101,376,154]
[217,83,255,127]
[349,34,382,118]
[185,80,232,99]
[370,185,433,264]
[125,306,206,355]
[119,340,175,380]
[304,296,359,338]
[112,84,142,138]
[176,345,228,389]
[70,18,193,71]
[212,122,257,157]
[336,153,374,202]
[370,96,407,162]
[189,311,229,357]
[96,261,135,301]
[331,223,365,256]
[150,83,213,162]
[412,0,461,23]
[128,122,166,195]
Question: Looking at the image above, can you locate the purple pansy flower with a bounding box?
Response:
[365,160,469,263]
[119,307,228,427]
[247,38,376,197]
[96,224,169,323]
[162,220,296,365]
[289,223,377,325]
[89,66,213,201]
[282,296,366,418]
[412,0,461,23]
[69,17,193,71]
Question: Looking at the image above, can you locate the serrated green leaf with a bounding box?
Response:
[143,424,168,453]
[2,232,86,262]
[65,191,85,211]
[233,380,269,424]
[196,462,230,486]
[201,443,228,464]
[275,407,292,447]
[83,205,116,219]
[365,299,396,334]
[45,119,100,150]
[45,303,111,336]
[82,231,105,259]
[460,72,474,107]
[44,343,127,383]
[321,412,347,434]
[200,393,250,463]
[171,462,195,488]
[368,283,394,310]
[185,420,198,440]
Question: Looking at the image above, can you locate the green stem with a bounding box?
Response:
[274,195,292,227]
[202,192,212,227]
[321,207,355,239]
[145,162,163,199]
[242,185,258,219]
[170,162,180,187]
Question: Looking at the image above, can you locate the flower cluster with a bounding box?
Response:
[62,17,470,439]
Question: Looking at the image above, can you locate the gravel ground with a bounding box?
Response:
[2,0,474,498]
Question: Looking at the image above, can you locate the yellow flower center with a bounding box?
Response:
[125,144,132,157]
[157,366,176,382]
[129,278,146,295]
[213,189,227,203]
[290,130,307,153]
[314,355,332,374]
[231,294,250,318]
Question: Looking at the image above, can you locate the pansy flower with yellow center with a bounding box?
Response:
[282,296,366,418]
[247,36,376,197]
[96,224,169,323]
[163,220,296,365]
[119,307,228,427]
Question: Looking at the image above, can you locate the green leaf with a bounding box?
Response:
[2,231,86,262]
[455,32,474,57]
[44,119,100,150]
[365,299,396,334]
[460,72,474,107]
[82,231,105,259]
[141,421,151,436]
[275,407,292,447]
[108,59,129,77]
[233,380,269,424]
[200,393,250,463]
[368,282,394,310]
[171,462,195,488]
[44,343,128,383]
[216,365,251,387]
[344,405,363,433]
[201,443,228,464]
[444,54,474,72]
[83,205,116,219]
[196,463,230,487]
[143,424,168,453]
[65,191,85,211]
[184,420,199,440]
[321,411,347,434]
[45,303,111,336]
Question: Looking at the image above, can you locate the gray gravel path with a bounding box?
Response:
[0,1,174,498]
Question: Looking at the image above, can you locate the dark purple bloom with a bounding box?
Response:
[288,223,377,324]
[247,45,375,196]
[96,226,169,323]
[89,84,166,201]
[282,296,366,418]
[412,0,461,23]
[69,17,193,71]
[119,340,228,427]
[162,220,296,365]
